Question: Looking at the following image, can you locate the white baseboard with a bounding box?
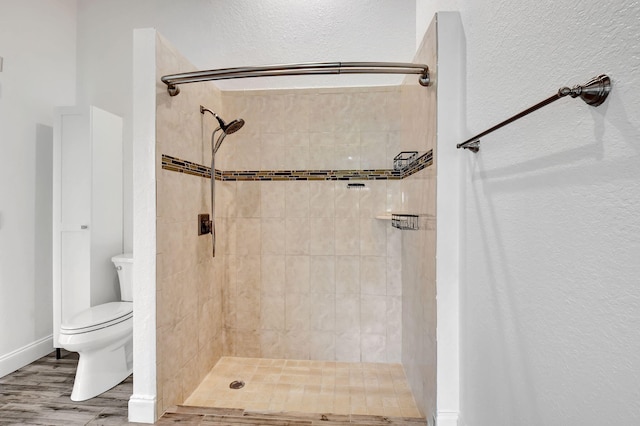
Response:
[0,335,53,378]
[128,394,157,423]
[437,411,460,426]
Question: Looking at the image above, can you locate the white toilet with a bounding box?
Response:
[59,253,134,401]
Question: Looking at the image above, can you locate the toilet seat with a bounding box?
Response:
[60,302,133,335]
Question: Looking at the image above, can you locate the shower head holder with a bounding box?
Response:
[200,106,245,137]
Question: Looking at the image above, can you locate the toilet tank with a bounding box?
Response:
[111,253,133,302]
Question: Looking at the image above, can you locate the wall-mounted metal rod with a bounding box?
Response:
[162,62,431,96]
[458,74,611,153]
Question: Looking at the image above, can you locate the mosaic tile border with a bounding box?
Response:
[161,150,432,181]
[161,156,212,179]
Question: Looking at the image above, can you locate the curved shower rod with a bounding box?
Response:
[161,61,431,96]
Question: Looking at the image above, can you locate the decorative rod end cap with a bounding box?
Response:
[457,139,480,153]
[167,85,180,97]
[419,69,431,87]
[560,74,611,107]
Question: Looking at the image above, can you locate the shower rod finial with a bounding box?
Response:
[419,69,431,87]
[558,74,611,107]
[167,84,180,97]
[460,139,480,153]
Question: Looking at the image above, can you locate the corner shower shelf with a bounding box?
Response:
[392,214,420,230]
[377,212,433,231]
[393,151,418,171]
[375,213,393,220]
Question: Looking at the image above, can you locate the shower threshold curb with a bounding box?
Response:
[159,404,428,425]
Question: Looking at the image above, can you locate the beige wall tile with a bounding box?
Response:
[260,295,285,331]
[360,218,386,256]
[310,293,336,332]
[285,255,310,294]
[261,218,285,254]
[156,34,227,414]
[260,181,286,218]
[336,256,360,295]
[309,255,335,294]
[309,218,335,255]
[335,218,360,255]
[360,256,387,295]
[285,218,310,255]
[261,255,285,295]
[335,295,360,334]
[236,181,261,218]
[285,293,310,331]
[283,93,310,133]
[310,331,336,360]
[284,329,310,359]
[335,332,360,362]
[260,133,286,170]
[360,132,388,169]
[360,295,386,335]
[361,333,386,363]
[334,183,359,218]
[260,330,285,358]
[285,142,310,170]
[359,182,387,219]
[216,181,237,218]
[399,19,437,419]
[309,182,335,218]
[386,253,402,297]
[285,181,310,218]
[236,218,261,255]
[233,132,261,170]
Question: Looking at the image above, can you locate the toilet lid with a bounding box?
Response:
[60,302,133,335]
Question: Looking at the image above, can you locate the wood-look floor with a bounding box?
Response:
[0,350,135,425]
[0,352,426,425]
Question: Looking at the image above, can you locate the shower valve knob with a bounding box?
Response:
[198,213,212,235]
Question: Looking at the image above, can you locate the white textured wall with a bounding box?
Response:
[418,1,640,425]
[0,0,76,374]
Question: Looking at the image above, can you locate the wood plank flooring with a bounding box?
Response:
[0,351,136,425]
[0,352,426,425]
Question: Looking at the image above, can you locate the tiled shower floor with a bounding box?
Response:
[184,357,423,418]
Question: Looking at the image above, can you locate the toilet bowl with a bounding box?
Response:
[59,253,133,401]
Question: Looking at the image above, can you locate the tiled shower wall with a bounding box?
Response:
[216,88,406,362]
[399,19,437,418]
[155,34,225,415]
[154,31,437,415]
[218,87,403,171]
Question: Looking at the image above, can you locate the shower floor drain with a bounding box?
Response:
[229,380,245,389]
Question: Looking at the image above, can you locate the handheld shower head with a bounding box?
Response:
[200,105,245,135]
[223,118,245,135]
[200,106,246,258]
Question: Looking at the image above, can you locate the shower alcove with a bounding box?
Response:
[131,12,462,425]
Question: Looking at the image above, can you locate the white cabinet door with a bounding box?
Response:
[53,110,92,347]
[52,106,123,347]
